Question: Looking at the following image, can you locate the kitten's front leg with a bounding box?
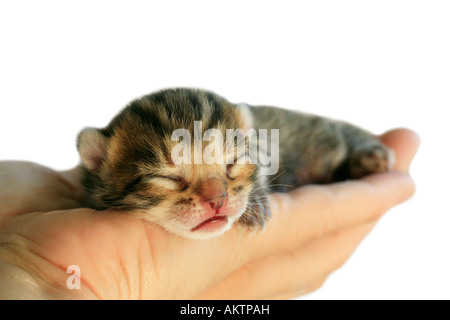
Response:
[238,179,271,229]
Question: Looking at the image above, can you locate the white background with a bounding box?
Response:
[1,1,449,299]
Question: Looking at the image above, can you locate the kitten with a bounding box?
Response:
[77,88,394,239]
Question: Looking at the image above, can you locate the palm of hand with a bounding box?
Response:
[0,129,418,299]
[0,162,242,299]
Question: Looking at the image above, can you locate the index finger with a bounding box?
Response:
[253,171,415,256]
[378,128,420,172]
[246,128,419,259]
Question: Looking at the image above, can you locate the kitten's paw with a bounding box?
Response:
[350,144,395,179]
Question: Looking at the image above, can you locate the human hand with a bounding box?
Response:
[0,128,419,299]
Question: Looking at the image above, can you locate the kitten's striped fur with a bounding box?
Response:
[77,88,394,239]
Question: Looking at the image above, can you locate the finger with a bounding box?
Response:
[199,221,377,299]
[0,162,84,222]
[251,171,414,258]
[379,128,420,172]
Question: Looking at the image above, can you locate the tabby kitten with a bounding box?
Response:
[77,88,394,239]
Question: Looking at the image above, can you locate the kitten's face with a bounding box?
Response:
[78,89,269,239]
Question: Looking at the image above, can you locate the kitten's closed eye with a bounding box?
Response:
[226,164,236,180]
[146,174,189,191]
[226,154,251,180]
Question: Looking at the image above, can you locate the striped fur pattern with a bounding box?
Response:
[77,88,394,239]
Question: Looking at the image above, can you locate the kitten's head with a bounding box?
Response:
[77,88,269,239]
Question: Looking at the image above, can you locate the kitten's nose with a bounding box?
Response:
[200,178,227,211]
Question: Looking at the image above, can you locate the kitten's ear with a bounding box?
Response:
[236,103,254,131]
[77,128,108,172]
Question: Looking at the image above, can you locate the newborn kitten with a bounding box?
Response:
[77,88,394,239]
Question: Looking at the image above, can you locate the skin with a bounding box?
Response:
[0,128,419,299]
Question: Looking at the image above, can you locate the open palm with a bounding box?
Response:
[0,129,418,299]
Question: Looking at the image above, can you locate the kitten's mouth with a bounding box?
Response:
[191,215,229,232]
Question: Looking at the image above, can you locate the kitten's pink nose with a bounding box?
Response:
[199,178,227,211]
